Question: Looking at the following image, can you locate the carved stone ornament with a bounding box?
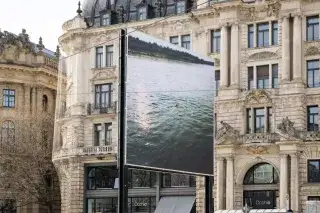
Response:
[96,34,111,44]
[248,51,278,61]
[245,89,271,105]
[239,0,281,22]
[305,46,320,56]
[275,117,302,140]
[91,69,116,82]
[215,121,240,145]
[245,145,269,155]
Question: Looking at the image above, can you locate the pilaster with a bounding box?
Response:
[281,16,290,82]
[216,157,225,210]
[230,23,239,88]
[290,152,300,212]
[220,25,229,88]
[226,156,234,209]
[292,13,303,82]
[280,153,288,209]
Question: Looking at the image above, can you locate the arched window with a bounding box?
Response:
[42,95,48,112]
[243,163,278,185]
[1,121,15,143]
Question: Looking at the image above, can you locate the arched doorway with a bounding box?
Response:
[243,163,279,209]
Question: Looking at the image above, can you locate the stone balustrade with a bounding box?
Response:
[242,133,279,144]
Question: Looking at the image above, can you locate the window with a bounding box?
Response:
[272,64,278,88]
[87,198,117,213]
[128,169,156,188]
[42,95,48,112]
[176,1,185,14]
[308,160,320,183]
[1,121,15,143]
[94,123,112,146]
[244,163,278,184]
[248,67,254,90]
[257,23,269,47]
[128,197,156,213]
[87,166,118,190]
[170,36,179,45]
[105,123,112,145]
[271,21,278,45]
[268,107,272,132]
[2,89,15,108]
[95,84,112,113]
[307,16,319,41]
[138,7,147,20]
[101,13,110,26]
[308,196,320,201]
[254,108,265,133]
[211,30,221,53]
[95,17,101,27]
[181,35,190,49]
[248,24,254,48]
[162,173,196,187]
[307,106,318,131]
[307,60,320,88]
[247,108,252,134]
[95,46,103,68]
[106,45,113,67]
[215,70,220,96]
[257,65,269,89]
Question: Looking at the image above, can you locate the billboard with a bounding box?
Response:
[125,28,214,176]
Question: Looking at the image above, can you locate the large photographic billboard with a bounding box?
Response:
[125,28,214,176]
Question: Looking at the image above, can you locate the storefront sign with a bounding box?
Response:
[252,195,274,209]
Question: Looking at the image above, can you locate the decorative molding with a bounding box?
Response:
[305,46,320,56]
[245,145,269,155]
[247,51,278,61]
[301,145,320,159]
[276,117,302,140]
[215,121,241,145]
[245,89,272,105]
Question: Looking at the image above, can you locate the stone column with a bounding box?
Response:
[226,156,234,209]
[293,14,302,81]
[290,153,300,212]
[32,86,37,115]
[220,25,229,88]
[282,16,290,81]
[280,154,288,209]
[230,23,239,87]
[23,84,30,114]
[216,157,225,209]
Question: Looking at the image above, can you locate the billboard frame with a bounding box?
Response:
[118,28,213,213]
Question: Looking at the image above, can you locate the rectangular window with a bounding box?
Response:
[307,60,320,88]
[95,17,101,27]
[257,23,269,47]
[106,45,113,67]
[128,169,156,188]
[272,64,278,88]
[248,67,254,90]
[87,198,118,213]
[248,24,254,48]
[94,124,102,146]
[176,1,185,14]
[308,160,320,183]
[169,36,179,45]
[247,108,252,134]
[101,14,110,26]
[254,108,265,133]
[307,16,319,41]
[95,46,103,68]
[211,30,221,53]
[87,166,118,190]
[257,65,269,89]
[215,70,220,96]
[271,21,278,45]
[308,196,320,201]
[181,35,190,49]
[2,89,15,108]
[268,107,272,132]
[307,106,319,131]
[105,123,112,145]
[162,173,195,187]
[138,7,147,20]
[95,84,112,113]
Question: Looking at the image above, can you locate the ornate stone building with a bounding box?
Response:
[0,29,59,212]
[55,0,320,212]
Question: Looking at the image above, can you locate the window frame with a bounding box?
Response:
[254,108,265,133]
[161,173,196,188]
[243,163,279,185]
[2,89,15,108]
[101,13,111,26]
[105,123,112,145]
[86,166,118,190]
[307,16,320,41]
[272,64,278,88]
[175,0,186,14]
[248,24,254,48]
[256,65,270,89]
[307,59,320,88]
[169,36,179,45]
[106,45,113,67]
[271,21,278,45]
[128,169,156,188]
[257,22,269,47]
[95,46,103,68]
[211,29,221,53]
[1,120,15,143]
[94,83,112,112]
[181,34,191,49]
[308,159,320,183]
[307,105,319,132]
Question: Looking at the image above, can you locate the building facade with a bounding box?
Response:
[0,29,59,212]
[55,0,320,212]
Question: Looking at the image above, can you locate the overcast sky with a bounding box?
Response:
[0,0,80,51]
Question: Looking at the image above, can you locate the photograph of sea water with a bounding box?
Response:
[125,29,214,175]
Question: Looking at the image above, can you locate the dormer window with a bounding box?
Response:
[176,1,185,14]
[138,7,147,20]
[101,13,110,26]
[95,17,101,27]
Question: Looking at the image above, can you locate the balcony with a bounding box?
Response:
[87,102,117,115]
[242,133,279,144]
[83,145,116,156]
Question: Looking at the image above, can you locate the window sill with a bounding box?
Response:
[247,44,279,50]
[92,66,116,71]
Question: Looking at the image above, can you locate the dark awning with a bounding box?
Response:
[154,196,195,213]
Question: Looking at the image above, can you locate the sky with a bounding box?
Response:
[0,0,80,51]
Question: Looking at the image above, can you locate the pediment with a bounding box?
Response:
[245,89,271,105]
[95,34,111,44]
[91,69,116,81]
[305,46,320,56]
[248,51,278,61]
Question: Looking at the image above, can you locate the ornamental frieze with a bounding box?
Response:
[245,145,269,155]
[244,89,272,105]
[247,51,279,61]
